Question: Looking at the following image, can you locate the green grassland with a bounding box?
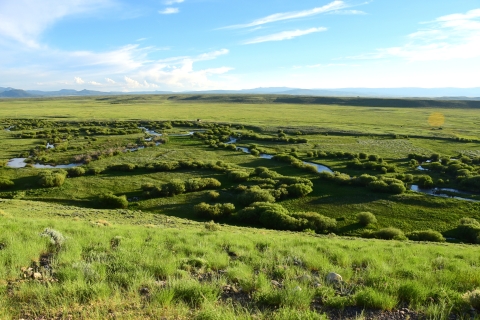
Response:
[1,95,480,139]
[1,95,480,318]
[1,200,480,319]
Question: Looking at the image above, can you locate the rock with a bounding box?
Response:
[33,272,42,280]
[314,282,322,288]
[293,286,302,291]
[296,274,312,283]
[271,280,282,288]
[326,272,342,284]
[139,287,150,296]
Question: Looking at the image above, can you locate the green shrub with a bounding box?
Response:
[456,218,480,243]
[406,230,445,242]
[0,178,14,189]
[291,211,337,233]
[354,174,377,186]
[357,212,377,226]
[194,202,235,219]
[184,178,221,192]
[99,193,128,209]
[375,228,406,240]
[417,175,434,188]
[204,220,221,231]
[239,187,276,205]
[208,191,220,201]
[162,179,186,196]
[67,167,86,177]
[460,175,480,192]
[108,163,136,172]
[227,170,250,182]
[250,149,260,156]
[37,171,67,187]
[287,183,313,197]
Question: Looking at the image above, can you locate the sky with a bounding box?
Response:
[0,0,480,92]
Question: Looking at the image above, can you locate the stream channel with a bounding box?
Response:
[4,127,478,202]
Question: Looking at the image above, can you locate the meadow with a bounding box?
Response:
[1,95,480,319]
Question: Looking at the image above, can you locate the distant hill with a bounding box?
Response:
[0,89,33,98]
[0,86,479,99]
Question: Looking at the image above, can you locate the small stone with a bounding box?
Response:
[314,282,322,288]
[326,272,342,284]
[293,286,302,291]
[271,280,282,287]
[139,287,150,296]
[33,272,42,280]
[296,274,312,283]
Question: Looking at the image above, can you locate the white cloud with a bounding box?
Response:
[88,81,101,86]
[159,7,179,14]
[165,0,184,4]
[347,8,480,61]
[74,77,85,84]
[125,76,141,88]
[105,78,116,84]
[222,1,346,29]
[293,63,358,69]
[0,0,113,47]
[244,27,327,44]
[330,10,366,15]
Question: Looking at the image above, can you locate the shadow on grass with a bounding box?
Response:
[336,222,364,235]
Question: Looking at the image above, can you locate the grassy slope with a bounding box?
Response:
[1,200,480,319]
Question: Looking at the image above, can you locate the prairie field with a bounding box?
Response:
[1,95,480,319]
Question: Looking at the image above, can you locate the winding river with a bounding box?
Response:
[4,128,479,202]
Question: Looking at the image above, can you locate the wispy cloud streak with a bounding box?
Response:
[244,27,327,44]
[345,8,480,61]
[159,7,179,14]
[222,0,347,29]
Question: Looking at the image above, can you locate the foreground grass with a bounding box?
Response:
[1,200,480,319]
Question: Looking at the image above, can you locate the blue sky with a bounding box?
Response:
[0,0,479,91]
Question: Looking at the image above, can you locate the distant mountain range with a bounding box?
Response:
[1,86,480,99]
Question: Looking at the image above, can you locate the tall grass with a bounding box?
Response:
[1,210,480,318]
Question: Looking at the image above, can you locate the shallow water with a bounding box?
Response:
[236,147,333,173]
[410,185,479,202]
[7,158,81,169]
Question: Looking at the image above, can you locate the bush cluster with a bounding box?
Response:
[37,170,67,188]
[194,202,235,219]
[67,167,86,177]
[143,178,222,198]
[356,212,377,226]
[455,218,480,244]
[346,159,397,173]
[236,202,336,233]
[320,172,406,194]
[108,163,137,172]
[406,230,445,242]
[98,193,129,209]
[363,227,406,240]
